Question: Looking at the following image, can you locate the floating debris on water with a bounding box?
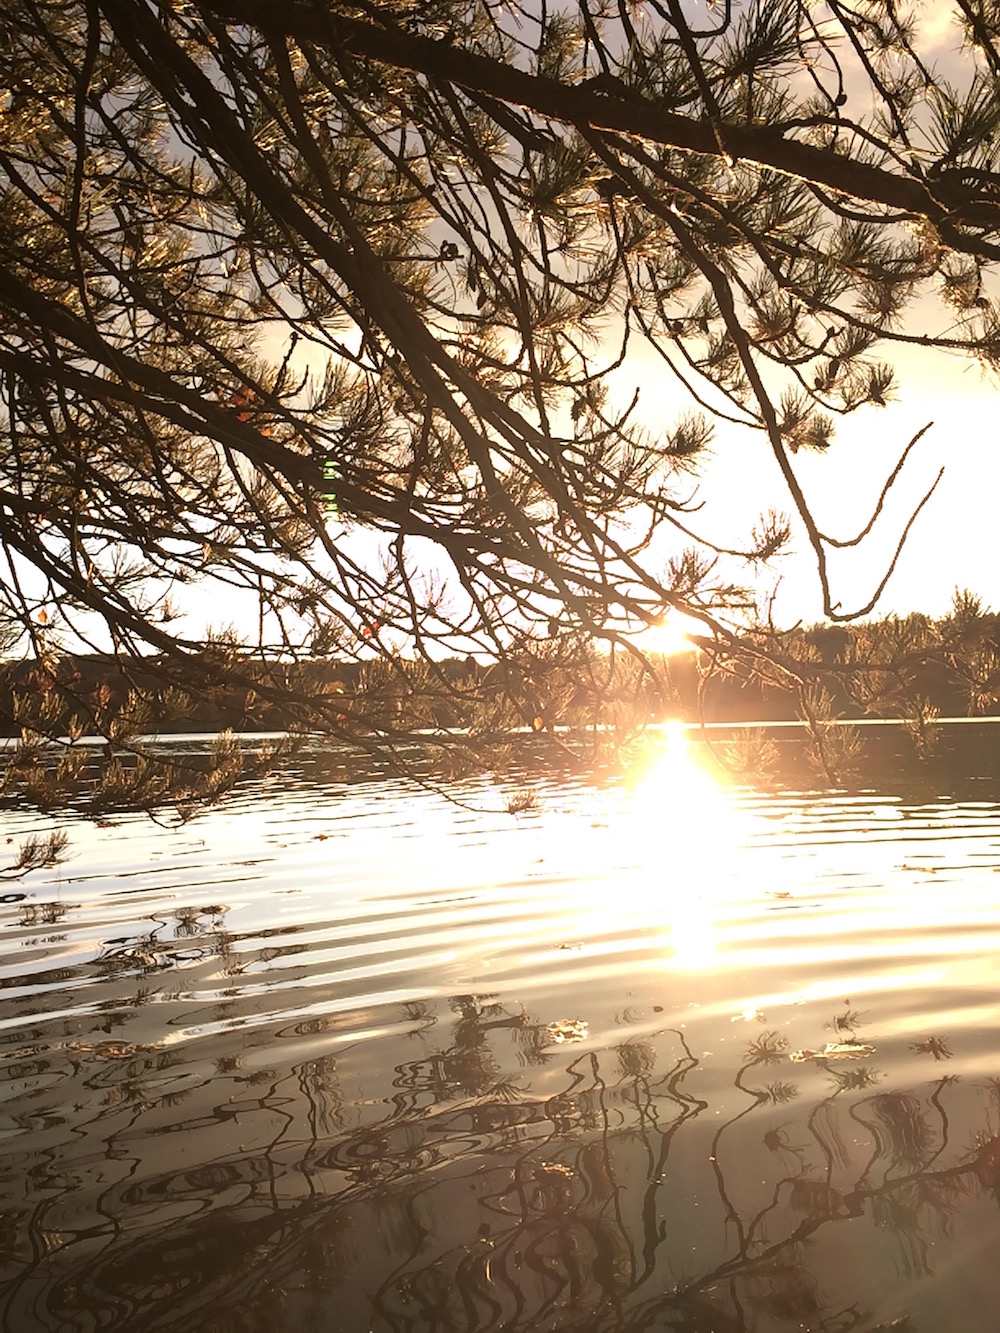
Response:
[732,1006,766,1023]
[789,1040,875,1063]
[910,1036,952,1060]
[545,1018,589,1044]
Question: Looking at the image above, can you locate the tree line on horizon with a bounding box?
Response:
[2,590,997,807]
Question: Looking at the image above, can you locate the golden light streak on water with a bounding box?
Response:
[630,721,746,970]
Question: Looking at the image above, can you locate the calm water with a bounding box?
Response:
[3,728,1000,1331]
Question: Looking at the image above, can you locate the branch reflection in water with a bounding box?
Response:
[2,991,999,1330]
[2,734,1000,1329]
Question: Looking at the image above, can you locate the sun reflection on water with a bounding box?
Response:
[631,722,743,969]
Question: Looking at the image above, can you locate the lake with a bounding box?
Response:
[3,724,1000,1331]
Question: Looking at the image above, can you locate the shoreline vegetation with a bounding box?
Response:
[3,600,999,739]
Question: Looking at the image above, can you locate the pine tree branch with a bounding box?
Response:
[199,0,1000,243]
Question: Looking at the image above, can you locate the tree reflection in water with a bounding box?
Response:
[3,984,1000,1332]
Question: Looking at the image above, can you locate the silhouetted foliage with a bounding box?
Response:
[5,1,1000,805]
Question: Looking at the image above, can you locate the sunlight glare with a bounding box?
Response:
[631,722,740,969]
[641,613,701,656]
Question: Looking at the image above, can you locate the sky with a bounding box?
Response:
[615,1,1000,629]
[630,333,1000,627]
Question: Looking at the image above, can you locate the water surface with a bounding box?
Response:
[3,729,1000,1330]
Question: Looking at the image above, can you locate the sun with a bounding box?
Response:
[640,613,702,656]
